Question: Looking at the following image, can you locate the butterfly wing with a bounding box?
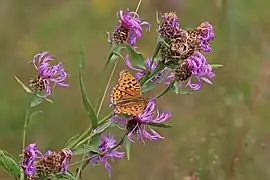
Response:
[114,97,146,116]
[110,70,146,116]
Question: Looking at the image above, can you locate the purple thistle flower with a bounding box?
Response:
[175,52,215,90]
[111,98,171,143]
[30,51,69,96]
[125,55,172,84]
[158,12,181,38]
[89,134,124,177]
[196,21,215,53]
[21,143,42,176]
[21,144,72,178]
[109,9,150,46]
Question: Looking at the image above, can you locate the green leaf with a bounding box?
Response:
[30,96,44,107]
[14,76,32,93]
[28,110,43,125]
[124,138,131,160]
[123,43,145,69]
[148,122,173,128]
[52,171,76,180]
[65,134,80,147]
[211,64,223,69]
[155,82,174,98]
[174,81,192,95]
[72,134,101,155]
[79,48,98,128]
[0,150,20,180]
[105,43,124,68]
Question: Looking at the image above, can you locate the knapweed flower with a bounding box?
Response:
[29,51,69,96]
[111,98,171,142]
[88,134,124,177]
[158,12,181,39]
[109,9,150,46]
[174,51,215,90]
[21,143,72,180]
[125,55,172,84]
[188,21,215,53]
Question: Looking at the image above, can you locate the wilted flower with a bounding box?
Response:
[111,98,171,142]
[174,51,215,90]
[88,134,124,177]
[21,144,72,180]
[30,51,69,96]
[158,12,180,38]
[109,9,150,46]
[125,55,172,84]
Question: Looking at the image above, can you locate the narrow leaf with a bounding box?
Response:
[52,171,76,180]
[0,150,20,180]
[65,134,80,147]
[28,110,43,125]
[105,44,123,68]
[123,43,145,69]
[14,76,32,93]
[174,81,192,95]
[211,64,223,69]
[148,122,173,128]
[79,48,98,128]
[30,96,44,107]
[124,138,131,160]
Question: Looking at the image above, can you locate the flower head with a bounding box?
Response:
[158,12,181,38]
[125,55,172,84]
[30,51,69,96]
[175,52,215,90]
[21,144,72,179]
[111,98,171,143]
[109,9,150,46]
[89,134,124,177]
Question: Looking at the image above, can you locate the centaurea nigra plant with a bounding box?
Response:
[0,1,222,180]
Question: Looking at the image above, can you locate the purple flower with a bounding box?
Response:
[89,134,124,177]
[111,98,171,143]
[158,12,181,38]
[175,52,215,90]
[21,144,72,178]
[196,22,214,53]
[125,55,172,84]
[109,9,150,46]
[21,143,42,176]
[30,51,69,96]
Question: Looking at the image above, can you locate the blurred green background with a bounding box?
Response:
[1,0,270,179]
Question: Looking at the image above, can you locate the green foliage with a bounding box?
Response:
[124,138,131,160]
[0,150,20,180]
[79,48,98,128]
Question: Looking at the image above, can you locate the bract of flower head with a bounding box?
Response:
[111,98,171,143]
[158,12,181,39]
[175,51,215,90]
[89,134,124,177]
[30,51,69,96]
[21,143,72,179]
[109,9,150,46]
[125,55,173,84]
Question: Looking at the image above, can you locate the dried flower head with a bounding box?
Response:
[109,9,150,46]
[88,134,124,177]
[158,12,180,38]
[30,51,69,96]
[21,144,72,180]
[111,98,171,143]
[175,52,215,90]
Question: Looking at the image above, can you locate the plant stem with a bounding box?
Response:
[20,96,33,180]
[75,60,118,180]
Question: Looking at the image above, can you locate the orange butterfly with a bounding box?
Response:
[110,70,146,116]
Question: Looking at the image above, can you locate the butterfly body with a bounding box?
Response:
[110,70,146,116]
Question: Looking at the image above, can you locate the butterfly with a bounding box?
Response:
[110,70,146,116]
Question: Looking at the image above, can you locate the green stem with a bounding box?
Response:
[155,82,174,98]
[140,62,165,86]
[20,96,34,180]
